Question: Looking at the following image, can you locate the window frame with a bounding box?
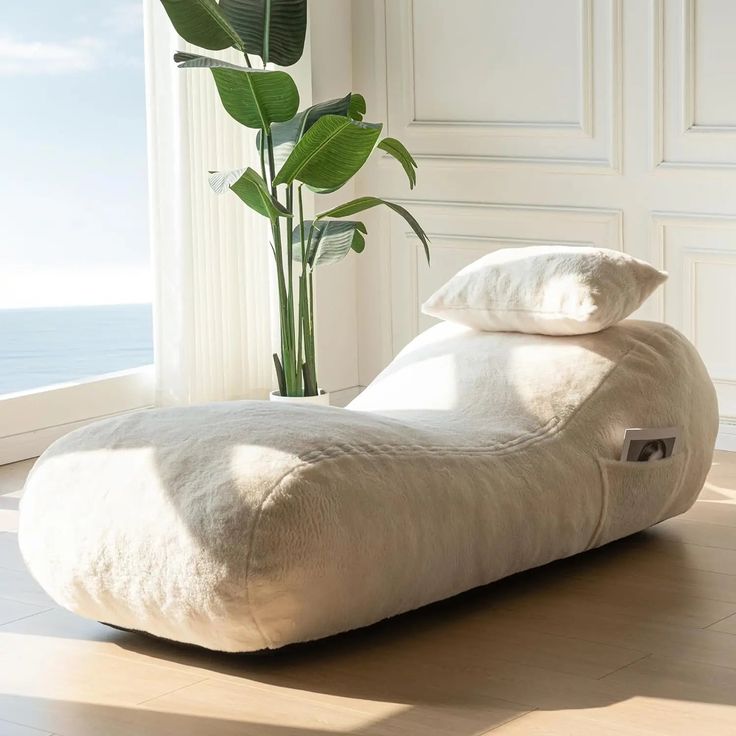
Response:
[0,366,154,465]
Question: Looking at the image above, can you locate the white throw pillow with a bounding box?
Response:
[421,245,667,336]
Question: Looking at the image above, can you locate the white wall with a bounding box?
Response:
[351,0,736,441]
[306,1,361,402]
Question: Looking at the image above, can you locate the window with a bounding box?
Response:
[0,1,153,462]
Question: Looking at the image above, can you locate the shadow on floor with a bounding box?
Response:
[104,529,736,713]
[3,525,736,734]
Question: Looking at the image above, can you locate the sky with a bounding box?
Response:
[0,1,151,308]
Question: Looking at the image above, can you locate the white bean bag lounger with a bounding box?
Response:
[19,320,718,652]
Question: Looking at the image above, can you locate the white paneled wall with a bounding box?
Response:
[348,0,736,442]
[305,0,360,400]
[656,0,736,167]
[385,0,621,170]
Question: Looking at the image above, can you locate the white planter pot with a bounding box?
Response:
[269,390,331,407]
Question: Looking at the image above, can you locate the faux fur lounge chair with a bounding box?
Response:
[19,319,717,652]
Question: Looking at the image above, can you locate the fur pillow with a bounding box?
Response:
[421,245,667,335]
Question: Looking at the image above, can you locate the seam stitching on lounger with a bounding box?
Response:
[242,461,311,650]
[587,458,610,549]
[295,416,561,462]
[244,342,641,647]
[553,344,639,436]
[292,347,638,465]
[242,413,560,647]
[573,342,648,549]
[588,449,690,550]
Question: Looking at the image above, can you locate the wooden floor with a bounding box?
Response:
[2,454,736,735]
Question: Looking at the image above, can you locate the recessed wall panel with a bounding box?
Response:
[412,0,581,125]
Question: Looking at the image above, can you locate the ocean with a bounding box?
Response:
[0,304,154,396]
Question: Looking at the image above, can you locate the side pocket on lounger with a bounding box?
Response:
[592,450,690,547]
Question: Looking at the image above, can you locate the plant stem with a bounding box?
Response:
[297,186,307,385]
[258,129,267,183]
[265,127,299,396]
[265,131,278,199]
[302,219,317,394]
[260,126,289,391]
[308,266,315,383]
[286,185,295,388]
[302,266,316,396]
[271,219,290,387]
[264,132,288,386]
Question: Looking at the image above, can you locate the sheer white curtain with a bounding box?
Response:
[143,1,276,405]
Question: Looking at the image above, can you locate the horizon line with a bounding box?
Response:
[0,301,153,312]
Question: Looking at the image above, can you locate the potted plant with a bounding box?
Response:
[159,0,430,402]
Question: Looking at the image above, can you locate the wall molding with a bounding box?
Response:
[390,199,624,248]
[682,0,736,134]
[405,0,594,136]
[651,210,736,309]
[653,0,736,169]
[384,0,622,172]
[652,211,736,422]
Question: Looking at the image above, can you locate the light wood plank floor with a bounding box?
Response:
[2,453,736,735]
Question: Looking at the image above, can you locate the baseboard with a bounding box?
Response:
[330,385,364,407]
[717,420,736,452]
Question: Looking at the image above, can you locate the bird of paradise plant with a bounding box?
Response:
[160,0,430,396]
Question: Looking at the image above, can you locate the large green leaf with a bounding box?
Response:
[175,52,299,128]
[292,220,367,267]
[174,51,243,70]
[273,115,382,190]
[160,0,243,51]
[223,167,291,221]
[219,0,307,66]
[258,94,355,175]
[208,167,248,194]
[348,93,366,121]
[318,197,430,264]
[378,137,417,189]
